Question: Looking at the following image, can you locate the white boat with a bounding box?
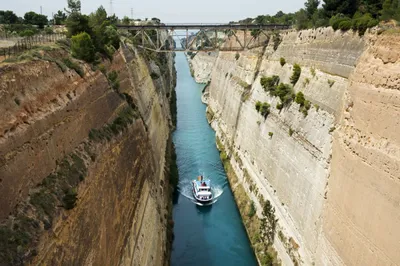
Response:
[192,176,213,203]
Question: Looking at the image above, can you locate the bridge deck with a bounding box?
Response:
[116,24,290,30]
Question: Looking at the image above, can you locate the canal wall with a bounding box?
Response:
[190,27,400,265]
[0,36,177,265]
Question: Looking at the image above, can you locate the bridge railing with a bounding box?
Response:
[116,23,291,30]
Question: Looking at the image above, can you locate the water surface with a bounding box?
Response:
[171,53,257,266]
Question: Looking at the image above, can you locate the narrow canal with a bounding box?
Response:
[171,52,258,266]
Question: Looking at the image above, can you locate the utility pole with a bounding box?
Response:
[109,0,113,16]
[131,8,133,20]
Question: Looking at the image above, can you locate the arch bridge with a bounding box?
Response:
[116,23,290,52]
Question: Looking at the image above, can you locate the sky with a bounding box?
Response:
[2,0,305,23]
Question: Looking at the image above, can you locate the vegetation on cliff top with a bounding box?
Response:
[238,0,400,35]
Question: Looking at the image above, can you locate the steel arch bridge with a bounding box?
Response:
[116,23,290,52]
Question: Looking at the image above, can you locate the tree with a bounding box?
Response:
[24,11,48,28]
[122,16,130,25]
[0,10,18,24]
[66,0,81,13]
[290,64,302,85]
[305,0,320,18]
[54,10,67,25]
[71,32,96,62]
[295,8,310,29]
[260,200,278,245]
[66,12,90,37]
[322,0,358,17]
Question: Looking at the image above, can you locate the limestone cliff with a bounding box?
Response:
[190,27,400,265]
[0,37,176,265]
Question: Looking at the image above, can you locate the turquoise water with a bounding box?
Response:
[171,53,258,266]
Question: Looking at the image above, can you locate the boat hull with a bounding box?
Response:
[192,182,213,203]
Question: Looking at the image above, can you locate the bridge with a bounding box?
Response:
[116,23,290,52]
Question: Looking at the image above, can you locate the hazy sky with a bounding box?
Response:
[2,0,305,23]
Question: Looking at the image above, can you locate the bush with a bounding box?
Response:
[295,91,305,106]
[235,53,240,60]
[248,201,256,218]
[328,79,335,87]
[276,102,283,110]
[280,57,286,66]
[289,127,294,136]
[329,14,351,31]
[290,64,301,85]
[71,32,96,62]
[255,101,271,118]
[275,83,295,105]
[351,13,378,36]
[150,72,160,79]
[19,30,35,37]
[108,70,120,90]
[268,132,274,138]
[260,75,280,93]
[62,188,77,210]
[63,58,84,78]
[273,33,281,51]
[338,20,352,31]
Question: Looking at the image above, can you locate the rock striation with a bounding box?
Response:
[189,27,400,265]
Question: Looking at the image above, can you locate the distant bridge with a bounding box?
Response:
[116,23,290,52]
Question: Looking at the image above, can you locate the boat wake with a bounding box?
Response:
[178,179,224,205]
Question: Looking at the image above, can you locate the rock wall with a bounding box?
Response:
[0,39,176,265]
[190,27,400,265]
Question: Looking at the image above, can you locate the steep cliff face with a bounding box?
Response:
[190,28,400,265]
[0,39,176,265]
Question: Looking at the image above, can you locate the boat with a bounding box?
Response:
[192,175,213,203]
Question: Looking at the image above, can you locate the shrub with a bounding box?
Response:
[329,14,351,31]
[289,127,294,136]
[255,101,271,118]
[268,132,274,138]
[276,83,295,105]
[310,67,316,77]
[290,64,301,85]
[329,126,336,133]
[62,188,77,210]
[260,75,280,93]
[280,57,286,66]
[352,13,378,36]
[273,33,281,51]
[304,100,311,110]
[295,91,306,106]
[71,32,96,62]
[150,72,160,79]
[63,58,84,78]
[276,102,283,110]
[235,53,240,60]
[248,201,256,218]
[328,79,335,87]
[108,70,120,90]
[339,20,352,31]
[19,29,35,37]
[314,104,320,111]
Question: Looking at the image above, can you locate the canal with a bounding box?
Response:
[171,52,258,266]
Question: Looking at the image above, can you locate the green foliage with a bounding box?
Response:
[310,67,316,77]
[0,10,18,24]
[54,10,67,25]
[290,64,301,86]
[260,200,278,245]
[62,188,77,210]
[314,104,320,111]
[24,11,48,28]
[71,32,96,62]
[276,102,283,110]
[268,132,274,138]
[295,91,306,106]
[272,33,281,51]
[305,0,320,18]
[108,70,120,90]
[255,101,271,118]
[89,107,138,142]
[260,75,280,93]
[151,72,160,79]
[289,127,294,136]
[122,16,130,25]
[66,12,91,37]
[248,201,256,218]
[66,0,82,13]
[381,0,400,21]
[329,126,336,133]
[63,58,84,77]
[351,13,379,35]
[235,53,240,60]
[19,29,35,37]
[328,79,335,87]
[280,57,286,66]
